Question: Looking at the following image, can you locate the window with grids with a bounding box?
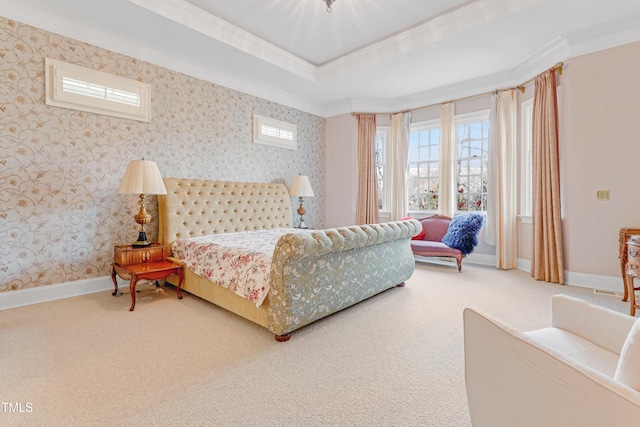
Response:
[455,113,489,212]
[375,127,390,211]
[407,122,440,212]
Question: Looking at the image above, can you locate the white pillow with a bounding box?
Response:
[614,317,640,391]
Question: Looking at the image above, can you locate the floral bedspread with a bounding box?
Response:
[171,228,309,307]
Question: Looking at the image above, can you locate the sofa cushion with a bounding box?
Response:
[550,294,635,355]
[524,328,620,377]
[614,318,640,391]
[441,213,484,255]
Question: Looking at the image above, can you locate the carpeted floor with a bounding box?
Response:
[0,262,631,426]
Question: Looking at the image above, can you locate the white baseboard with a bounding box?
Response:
[417,255,624,294]
[2,261,626,311]
[414,255,459,268]
[517,258,623,293]
[464,253,495,266]
[517,258,531,272]
[414,253,495,268]
[563,270,624,293]
[0,276,114,311]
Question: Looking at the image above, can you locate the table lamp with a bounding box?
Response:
[289,175,314,228]
[117,158,167,246]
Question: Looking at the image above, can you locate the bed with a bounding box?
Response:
[158,177,421,341]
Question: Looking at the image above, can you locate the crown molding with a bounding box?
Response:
[324,25,627,118]
[126,0,317,82]
[510,36,572,84]
[3,1,640,119]
[317,0,547,80]
[565,14,640,58]
[1,0,327,116]
[318,13,640,116]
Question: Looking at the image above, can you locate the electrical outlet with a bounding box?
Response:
[596,190,610,201]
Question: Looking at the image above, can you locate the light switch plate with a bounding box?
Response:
[596,190,610,201]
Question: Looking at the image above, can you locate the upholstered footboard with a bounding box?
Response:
[159,177,421,340]
[267,220,422,338]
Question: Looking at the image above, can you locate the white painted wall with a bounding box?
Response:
[325,113,358,227]
[324,41,640,294]
[560,41,640,279]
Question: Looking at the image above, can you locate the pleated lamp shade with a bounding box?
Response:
[117,159,166,246]
[289,175,313,228]
[118,159,167,195]
[288,175,314,197]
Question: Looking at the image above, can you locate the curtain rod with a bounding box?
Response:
[351,62,564,117]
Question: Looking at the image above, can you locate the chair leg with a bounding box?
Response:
[627,274,637,316]
[457,256,462,272]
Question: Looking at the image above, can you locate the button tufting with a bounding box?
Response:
[161,179,295,242]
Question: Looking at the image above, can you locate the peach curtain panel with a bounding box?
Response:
[356,114,380,225]
[390,112,411,220]
[439,103,456,217]
[531,70,565,284]
[485,90,518,269]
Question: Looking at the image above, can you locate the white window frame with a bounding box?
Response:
[407,119,441,215]
[376,126,391,214]
[520,98,534,221]
[45,58,151,122]
[454,111,490,213]
[253,114,297,150]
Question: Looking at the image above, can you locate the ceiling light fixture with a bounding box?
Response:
[322,0,336,13]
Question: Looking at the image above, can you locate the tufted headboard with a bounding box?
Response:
[157,178,292,255]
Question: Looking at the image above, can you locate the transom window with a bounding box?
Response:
[408,122,440,211]
[45,58,151,122]
[455,113,489,212]
[253,114,298,149]
[61,77,141,106]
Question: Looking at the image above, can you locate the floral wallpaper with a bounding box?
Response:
[0,17,326,292]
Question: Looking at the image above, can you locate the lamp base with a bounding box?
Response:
[132,231,152,247]
[297,197,308,229]
[132,197,152,246]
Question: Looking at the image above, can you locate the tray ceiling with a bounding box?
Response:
[4,0,640,116]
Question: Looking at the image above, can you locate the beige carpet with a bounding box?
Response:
[0,262,631,426]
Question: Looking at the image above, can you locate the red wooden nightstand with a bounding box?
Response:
[111,244,183,311]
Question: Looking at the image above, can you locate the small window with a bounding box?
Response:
[253,115,297,150]
[45,58,151,122]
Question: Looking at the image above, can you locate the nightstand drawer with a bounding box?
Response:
[114,243,166,266]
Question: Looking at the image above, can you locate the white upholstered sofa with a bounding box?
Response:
[464,294,640,426]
